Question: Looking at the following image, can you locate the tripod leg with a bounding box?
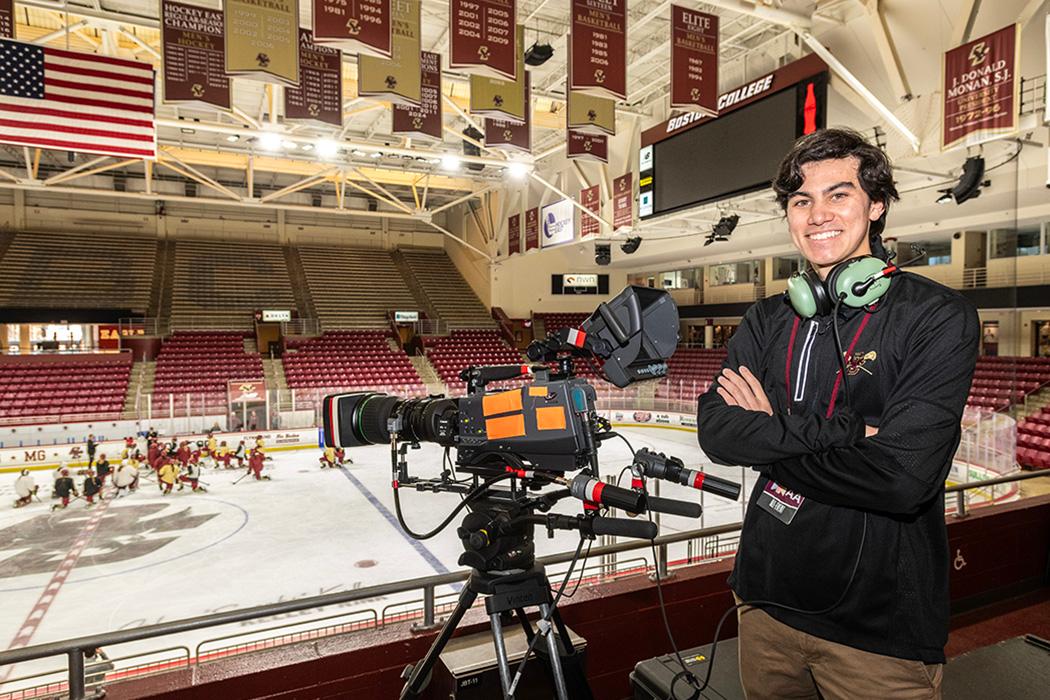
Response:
[538,603,570,700]
[400,585,478,699]
[490,612,515,699]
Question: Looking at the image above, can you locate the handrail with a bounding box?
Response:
[2,472,1048,698]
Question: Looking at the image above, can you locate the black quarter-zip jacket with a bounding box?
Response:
[697,272,980,664]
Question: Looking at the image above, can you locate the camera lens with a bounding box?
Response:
[322,392,457,448]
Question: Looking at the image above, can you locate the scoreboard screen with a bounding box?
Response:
[639,71,828,220]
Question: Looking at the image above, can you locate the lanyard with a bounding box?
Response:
[784,310,873,417]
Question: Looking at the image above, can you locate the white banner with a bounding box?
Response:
[540,199,575,248]
[563,274,598,288]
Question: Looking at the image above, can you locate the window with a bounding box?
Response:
[901,241,950,266]
[773,255,804,279]
[1017,227,1041,256]
[989,229,1016,259]
[709,261,758,286]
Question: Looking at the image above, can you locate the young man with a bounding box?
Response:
[180,458,206,492]
[82,469,103,506]
[51,468,78,510]
[14,469,38,508]
[158,459,180,495]
[86,434,97,467]
[113,459,138,496]
[247,448,269,481]
[697,128,979,699]
[320,445,337,469]
[95,454,111,485]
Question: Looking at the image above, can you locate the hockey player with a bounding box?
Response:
[113,460,137,495]
[205,433,217,457]
[214,441,230,468]
[86,434,97,467]
[179,459,206,492]
[176,441,191,467]
[51,469,78,510]
[158,459,180,495]
[319,446,337,469]
[335,447,353,465]
[231,440,247,469]
[14,469,38,508]
[95,454,111,485]
[82,469,103,506]
[255,434,265,451]
[147,439,162,471]
[147,426,158,442]
[247,448,269,481]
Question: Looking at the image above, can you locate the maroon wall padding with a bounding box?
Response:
[120,336,162,361]
[104,496,1050,699]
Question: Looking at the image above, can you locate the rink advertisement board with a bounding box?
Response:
[284,28,343,126]
[570,0,627,100]
[540,199,575,248]
[312,0,392,58]
[161,0,231,109]
[670,6,718,116]
[942,23,1020,150]
[0,0,11,39]
[449,0,516,81]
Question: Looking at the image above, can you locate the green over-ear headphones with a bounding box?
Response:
[786,256,895,319]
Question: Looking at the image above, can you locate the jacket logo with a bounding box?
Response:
[844,350,877,376]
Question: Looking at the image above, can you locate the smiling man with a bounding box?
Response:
[697,128,979,699]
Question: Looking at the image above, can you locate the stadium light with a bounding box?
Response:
[506,161,530,179]
[316,139,340,159]
[257,132,282,151]
[441,154,462,171]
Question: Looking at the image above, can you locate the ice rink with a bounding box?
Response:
[0,424,755,690]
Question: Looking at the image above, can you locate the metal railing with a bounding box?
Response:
[2,471,1048,699]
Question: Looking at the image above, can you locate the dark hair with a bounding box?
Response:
[772,128,900,260]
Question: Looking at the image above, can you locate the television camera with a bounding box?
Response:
[320,286,741,700]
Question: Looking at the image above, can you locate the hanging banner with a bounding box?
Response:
[485,73,531,152]
[1045,15,1049,125]
[580,184,601,238]
[567,88,615,135]
[566,130,608,163]
[541,199,575,248]
[392,50,442,139]
[671,6,718,115]
[508,212,521,255]
[358,0,421,106]
[612,172,633,230]
[570,0,626,100]
[162,1,231,109]
[942,23,1020,151]
[313,0,391,58]
[450,0,516,81]
[0,0,13,39]
[224,0,300,86]
[524,207,539,250]
[284,29,343,126]
[469,24,525,123]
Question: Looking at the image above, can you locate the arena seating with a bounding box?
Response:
[535,312,590,336]
[399,249,494,329]
[282,330,423,392]
[0,230,157,314]
[0,353,132,420]
[152,332,263,409]
[169,240,297,330]
[425,329,524,393]
[297,247,418,329]
[656,348,728,400]
[967,356,1050,412]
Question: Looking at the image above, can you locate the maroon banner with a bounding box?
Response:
[942,24,1020,151]
[313,0,391,58]
[161,0,231,108]
[524,207,539,251]
[580,185,601,239]
[566,130,608,163]
[0,0,13,39]
[508,212,521,255]
[570,0,626,100]
[284,29,342,125]
[671,6,718,115]
[612,173,632,230]
[485,73,531,152]
[450,0,516,80]
[392,50,442,139]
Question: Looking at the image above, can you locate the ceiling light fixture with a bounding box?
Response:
[315,139,339,158]
[257,131,282,151]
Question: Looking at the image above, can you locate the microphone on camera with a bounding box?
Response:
[633,448,741,502]
[569,474,645,513]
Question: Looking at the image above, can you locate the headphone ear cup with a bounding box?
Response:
[787,271,821,318]
[809,270,833,316]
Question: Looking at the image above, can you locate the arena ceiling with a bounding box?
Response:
[0,1,1046,260]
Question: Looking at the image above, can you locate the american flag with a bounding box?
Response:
[0,38,156,159]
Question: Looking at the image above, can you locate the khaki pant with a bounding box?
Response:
[736,601,942,700]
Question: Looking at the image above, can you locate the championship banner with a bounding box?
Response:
[0,0,13,39]
[485,72,531,152]
[225,0,299,86]
[162,1,231,109]
[285,28,342,126]
[570,0,626,100]
[392,50,442,139]
[469,24,525,123]
[313,0,392,58]
[671,6,718,115]
[580,184,601,238]
[508,212,521,255]
[612,172,632,230]
[524,207,539,251]
[567,87,615,136]
[450,0,516,81]
[942,23,1019,151]
[358,0,421,107]
[566,130,608,163]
